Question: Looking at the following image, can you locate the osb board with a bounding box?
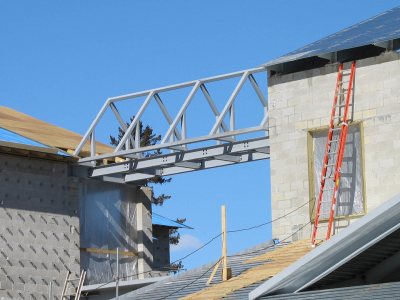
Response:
[182,240,312,300]
[0,106,113,155]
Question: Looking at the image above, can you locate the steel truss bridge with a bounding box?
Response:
[74,67,270,183]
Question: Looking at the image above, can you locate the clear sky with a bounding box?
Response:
[1,1,400,271]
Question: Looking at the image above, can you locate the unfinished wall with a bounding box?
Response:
[268,51,400,241]
[0,152,155,299]
[0,153,80,300]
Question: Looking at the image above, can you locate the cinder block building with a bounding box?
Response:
[266,8,400,241]
[0,106,179,299]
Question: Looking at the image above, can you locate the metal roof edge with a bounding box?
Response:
[81,276,169,292]
[152,212,193,229]
[249,192,400,300]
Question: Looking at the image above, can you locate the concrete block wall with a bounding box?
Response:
[0,153,80,300]
[268,51,400,241]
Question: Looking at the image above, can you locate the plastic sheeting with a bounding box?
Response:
[80,180,138,284]
[312,125,364,219]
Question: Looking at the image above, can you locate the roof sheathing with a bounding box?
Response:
[0,106,113,156]
[183,240,312,300]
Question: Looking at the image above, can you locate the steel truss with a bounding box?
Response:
[75,67,269,183]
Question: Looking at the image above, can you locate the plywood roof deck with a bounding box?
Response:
[182,240,312,300]
[0,106,113,156]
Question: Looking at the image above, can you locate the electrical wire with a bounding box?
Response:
[228,221,311,259]
[170,233,222,265]
[227,198,313,234]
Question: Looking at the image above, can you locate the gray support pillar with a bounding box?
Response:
[136,187,153,279]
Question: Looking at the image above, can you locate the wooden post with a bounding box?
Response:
[206,205,232,286]
[221,205,231,281]
[116,247,119,300]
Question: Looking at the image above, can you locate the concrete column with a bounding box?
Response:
[136,187,153,279]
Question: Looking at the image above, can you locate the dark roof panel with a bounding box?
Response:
[264,6,400,68]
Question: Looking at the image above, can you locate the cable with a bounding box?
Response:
[166,197,312,267]
[227,221,311,259]
[227,198,312,234]
[170,233,222,265]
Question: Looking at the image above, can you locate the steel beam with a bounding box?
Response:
[75,66,269,181]
[90,137,269,177]
[115,91,155,152]
[214,154,241,162]
[80,126,266,163]
[209,71,249,135]
[107,67,265,103]
[161,81,201,144]
[174,161,202,169]
[124,152,268,183]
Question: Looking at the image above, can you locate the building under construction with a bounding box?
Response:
[1,5,400,300]
[0,107,189,299]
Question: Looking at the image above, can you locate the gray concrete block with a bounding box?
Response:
[269,53,400,241]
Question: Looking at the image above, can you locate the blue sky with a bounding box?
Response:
[1,1,400,271]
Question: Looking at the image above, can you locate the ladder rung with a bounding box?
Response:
[337,100,353,105]
[324,188,335,191]
[325,163,336,167]
[328,151,338,155]
[328,139,339,143]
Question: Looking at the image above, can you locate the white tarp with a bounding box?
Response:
[312,125,364,219]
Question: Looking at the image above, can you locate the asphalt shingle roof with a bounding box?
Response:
[120,240,278,300]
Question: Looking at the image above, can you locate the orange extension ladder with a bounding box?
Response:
[311,61,356,246]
